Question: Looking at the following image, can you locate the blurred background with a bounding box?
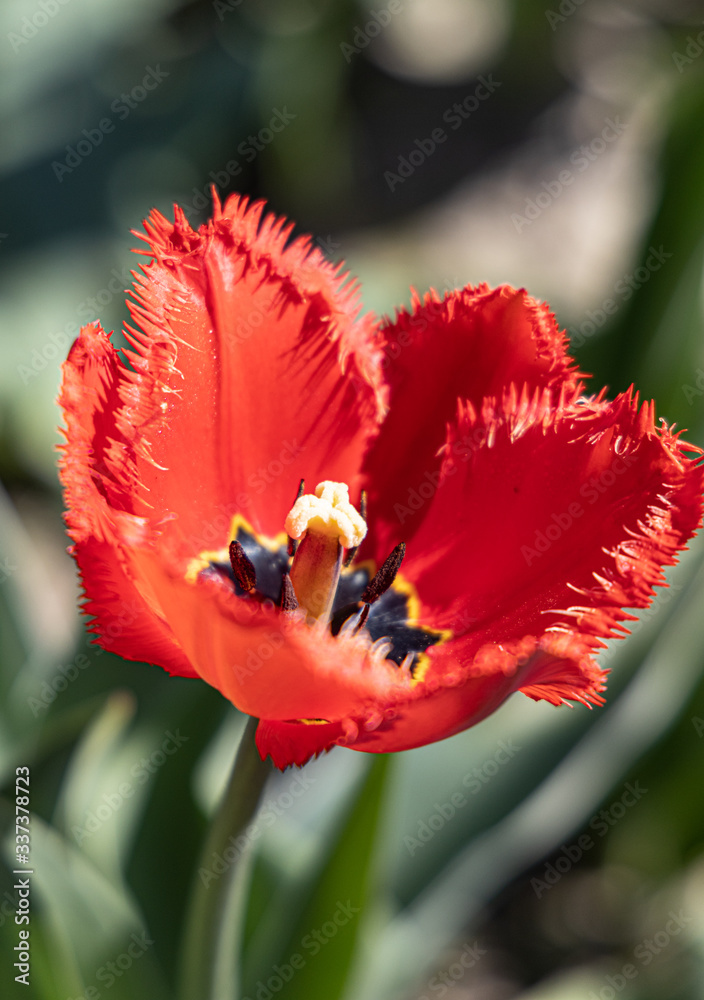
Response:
[2,0,704,997]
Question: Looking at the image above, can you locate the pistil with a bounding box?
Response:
[285,481,367,622]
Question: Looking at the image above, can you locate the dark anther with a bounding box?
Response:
[229,540,257,592]
[353,602,370,634]
[343,488,368,567]
[280,573,298,612]
[360,542,406,604]
[288,478,306,557]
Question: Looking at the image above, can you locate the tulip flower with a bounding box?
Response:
[58,193,703,768]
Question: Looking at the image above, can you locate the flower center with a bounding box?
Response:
[285,481,367,622]
[188,479,449,675]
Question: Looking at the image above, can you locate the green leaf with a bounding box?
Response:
[0,810,169,1000]
[243,753,390,1000]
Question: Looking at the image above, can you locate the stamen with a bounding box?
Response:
[280,573,298,613]
[369,637,393,659]
[287,478,305,557]
[361,542,406,604]
[229,540,257,593]
[329,601,362,636]
[353,602,370,634]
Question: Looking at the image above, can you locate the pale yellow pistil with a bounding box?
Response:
[285,481,367,622]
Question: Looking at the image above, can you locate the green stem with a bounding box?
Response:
[177,714,271,1000]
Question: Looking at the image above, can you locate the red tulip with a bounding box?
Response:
[58,193,703,768]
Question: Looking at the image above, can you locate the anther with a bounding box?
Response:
[288,478,305,557]
[344,490,367,567]
[353,602,370,634]
[361,542,406,604]
[229,540,257,593]
[280,573,298,613]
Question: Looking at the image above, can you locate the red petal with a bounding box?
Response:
[361,284,584,555]
[58,324,196,675]
[254,641,585,767]
[254,670,512,768]
[256,719,346,769]
[124,193,385,545]
[71,537,197,676]
[399,386,704,706]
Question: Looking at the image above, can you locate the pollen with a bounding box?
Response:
[285,481,367,550]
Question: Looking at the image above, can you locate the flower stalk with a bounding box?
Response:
[177,715,271,1000]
